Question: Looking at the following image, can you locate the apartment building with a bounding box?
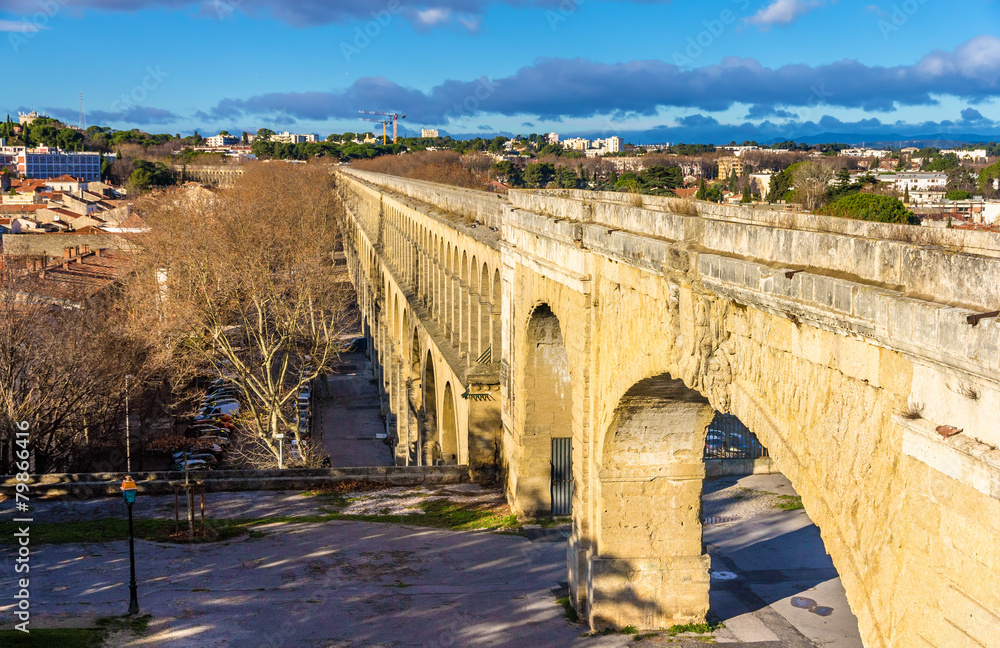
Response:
[718,156,745,178]
[1,147,103,181]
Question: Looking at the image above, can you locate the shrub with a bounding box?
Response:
[819,193,918,224]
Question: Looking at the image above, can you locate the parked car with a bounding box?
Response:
[188,443,225,456]
[198,403,239,420]
[186,423,227,436]
[705,432,726,457]
[170,459,210,471]
[205,389,241,401]
[341,337,366,353]
[195,435,231,448]
[172,452,218,466]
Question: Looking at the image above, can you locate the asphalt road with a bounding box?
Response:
[316,351,394,467]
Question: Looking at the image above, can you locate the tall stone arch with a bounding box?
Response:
[441,382,459,465]
[509,304,573,517]
[588,374,714,631]
[423,350,439,465]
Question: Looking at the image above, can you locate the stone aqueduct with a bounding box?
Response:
[334,167,1000,647]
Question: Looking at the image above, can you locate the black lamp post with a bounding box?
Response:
[120,476,140,615]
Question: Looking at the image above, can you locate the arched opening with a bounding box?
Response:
[406,329,422,465]
[588,374,863,644]
[491,269,502,359]
[516,304,572,517]
[423,351,439,466]
[441,382,459,464]
[479,263,491,359]
[590,374,714,631]
[700,413,863,646]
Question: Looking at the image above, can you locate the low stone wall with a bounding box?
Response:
[0,465,468,499]
[704,457,777,478]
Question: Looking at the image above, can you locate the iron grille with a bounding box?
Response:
[703,412,769,460]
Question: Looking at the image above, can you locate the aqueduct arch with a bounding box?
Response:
[589,375,715,630]
[338,168,1000,648]
[441,382,458,464]
[423,350,439,465]
[509,304,574,517]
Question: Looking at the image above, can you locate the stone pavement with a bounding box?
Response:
[316,352,394,468]
[0,484,864,646]
[1,517,636,648]
[703,474,864,648]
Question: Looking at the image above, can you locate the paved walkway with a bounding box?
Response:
[316,352,393,467]
[1,518,631,648]
[0,479,863,647]
[703,474,864,648]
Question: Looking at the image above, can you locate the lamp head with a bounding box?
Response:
[121,476,137,505]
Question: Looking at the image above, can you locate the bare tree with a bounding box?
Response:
[0,276,142,473]
[793,161,835,211]
[126,163,353,467]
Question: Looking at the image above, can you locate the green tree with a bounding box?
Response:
[256,128,275,142]
[638,165,683,192]
[741,185,752,203]
[819,193,917,224]
[615,172,643,192]
[523,162,555,188]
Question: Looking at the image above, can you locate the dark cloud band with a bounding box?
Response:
[198,36,1000,123]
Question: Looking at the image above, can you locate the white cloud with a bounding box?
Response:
[414,8,453,27]
[0,19,45,32]
[747,0,824,29]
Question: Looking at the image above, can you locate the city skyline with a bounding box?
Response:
[1,0,999,143]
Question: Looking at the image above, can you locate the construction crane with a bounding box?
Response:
[358,110,406,144]
[359,116,392,145]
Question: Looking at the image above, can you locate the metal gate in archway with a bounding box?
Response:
[551,437,573,516]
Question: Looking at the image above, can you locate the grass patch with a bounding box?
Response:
[1,497,520,547]
[0,628,106,647]
[621,625,639,635]
[775,495,804,511]
[556,596,579,623]
[96,614,152,635]
[666,620,723,636]
[0,518,249,545]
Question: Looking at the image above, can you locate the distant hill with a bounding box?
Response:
[782,133,999,148]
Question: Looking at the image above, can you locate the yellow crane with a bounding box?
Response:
[358,110,407,144]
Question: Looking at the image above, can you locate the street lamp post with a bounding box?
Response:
[125,374,134,472]
[120,476,140,615]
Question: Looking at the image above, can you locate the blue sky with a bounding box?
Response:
[2,0,999,143]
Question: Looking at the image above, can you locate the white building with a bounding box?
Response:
[18,111,41,126]
[722,145,759,157]
[562,137,590,151]
[3,146,103,181]
[842,148,890,158]
[604,136,623,153]
[882,172,948,193]
[546,132,560,144]
[421,129,439,138]
[941,149,988,161]
[206,134,240,148]
[273,131,318,144]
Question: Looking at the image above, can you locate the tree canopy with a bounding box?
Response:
[819,193,917,224]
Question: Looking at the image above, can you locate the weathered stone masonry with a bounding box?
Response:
[336,170,1000,647]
